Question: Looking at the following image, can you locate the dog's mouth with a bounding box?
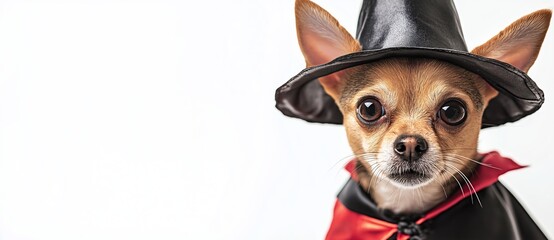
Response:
[388,168,431,186]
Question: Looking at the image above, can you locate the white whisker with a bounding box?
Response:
[444,153,501,170]
[445,163,482,207]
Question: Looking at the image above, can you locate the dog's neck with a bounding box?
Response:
[371,177,449,214]
[356,159,478,215]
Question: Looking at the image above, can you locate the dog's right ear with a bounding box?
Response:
[295,0,361,100]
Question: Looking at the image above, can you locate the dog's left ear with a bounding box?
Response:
[295,0,361,100]
[471,9,551,103]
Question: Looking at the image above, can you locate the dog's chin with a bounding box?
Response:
[387,169,433,188]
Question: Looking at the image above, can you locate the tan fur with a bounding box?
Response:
[295,0,361,99]
[471,9,551,72]
[295,1,551,214]
[341,59,485,213]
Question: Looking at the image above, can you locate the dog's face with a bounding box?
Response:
[338,59,493,188]
[294,0,550,197]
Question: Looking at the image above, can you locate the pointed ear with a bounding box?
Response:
[471,9,551,104]
[295,0,361,100]
[471,9,551,72]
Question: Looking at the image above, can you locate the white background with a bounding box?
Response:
[0,0,552,239]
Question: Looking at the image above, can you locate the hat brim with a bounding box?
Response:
[275,47,544,128]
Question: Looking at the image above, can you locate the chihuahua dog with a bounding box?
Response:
[292,0,551,238]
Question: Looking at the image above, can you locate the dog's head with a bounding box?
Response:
[295,0,550,189]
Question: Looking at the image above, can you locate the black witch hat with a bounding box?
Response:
[275,0,545,128]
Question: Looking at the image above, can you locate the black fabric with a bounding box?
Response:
[337,178,548,240]
[275,0,545,128]
[356,0,467,51]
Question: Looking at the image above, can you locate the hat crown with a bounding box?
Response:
[356,0,468,51]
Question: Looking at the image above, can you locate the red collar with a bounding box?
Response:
[326,151,525,240]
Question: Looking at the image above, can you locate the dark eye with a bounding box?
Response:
[438,99,467,126]
[357,98,385,123]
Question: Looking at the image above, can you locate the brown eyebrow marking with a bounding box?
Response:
[443,70,483,110]
[339,64,376,107]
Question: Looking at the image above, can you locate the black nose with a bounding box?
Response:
[393,135,428,161]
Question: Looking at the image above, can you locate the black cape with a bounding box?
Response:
[325,152,547,240]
